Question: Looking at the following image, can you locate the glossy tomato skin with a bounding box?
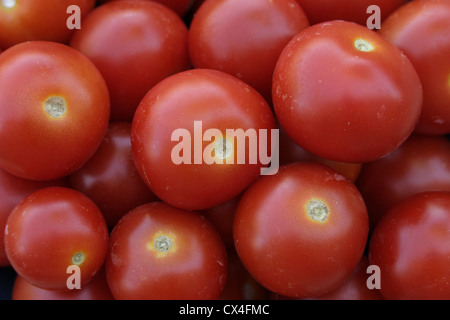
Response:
[0,168,69,266]
[70,122,159,229]
[369,191,450,300]
[4,187,109,291]
[97,0,194,17]
[70,0,190,121]
[131,69,277,211]
[273,20,422,163]
[0,41,110,181]
[294,0,408,26]
[356,134,450,232]
[189,0,309,102]
[0,0,95,50]
[12,268,114,300]
[106,202,227,300]
[233,162,369,298]
[379,0,450,135]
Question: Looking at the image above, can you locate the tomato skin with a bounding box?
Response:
[131,69,276,211]
[356,134,450,232]
[294,0,408,26]
[233,162,369,298]
[105,202,227,300]
[12,268,114,300]
[4,187,109,291]
[97,0,194,17]
[189,0,309,102]
[70,0,190,121]
[273,20,422,163]
[70,122,159,229]
[0,41,110,181]
[0,0,95,50]
[369,191,450,300]
[379,0,450,135]
[0,168,69,266]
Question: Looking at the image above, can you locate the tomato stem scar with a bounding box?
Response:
[214,137,233,160]
[1,0,16,9]
[44,96,67,118]
[71,251,85,265]
[354,38,375,52]
[153,235,174,253]
[306,199,329,223]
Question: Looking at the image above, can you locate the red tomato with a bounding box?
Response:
[369,191,450,300]
[0,41,110,181]
[69,122,159,229]
[189,0,309,102]
[12,268,114,300]
[70,0,190,121]
[131,69,277,211]
[273,20,422,163]
[294,0,408,26]
[97,0,194,17]
[105,202,227,300]
[356,134,450,232]
[379,0,450,135]
[4,187,109,290]
[0,168,69,266]
[0,0,95,50]
[233,162,369,298]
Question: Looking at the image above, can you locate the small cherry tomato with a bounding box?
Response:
[4,187,109,291]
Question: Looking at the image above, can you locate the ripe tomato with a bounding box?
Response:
[4,187,109,291]
[0,41,110,181]
[356,134,450,232]
[369,191,450,300]
[70,0,190,121]
[69,122,159,229]
[105,202,227,300]
[379,0,450,135]
[0,0,95,50]
[12,268,114,300]
[273,20,422,163]
[0,168,69,266]
[233,162,369,298]
[131,69,277,211]
[97,0,194,17]
[188,0,309,102]
[294,0,408,26]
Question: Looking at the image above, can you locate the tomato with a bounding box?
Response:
[131,69,277,211]
[0,168,69,266]
[12,267,114,300]
[0,0,95,50]
[4,187,109,290]
[273,20,422,163]
[97,0,195,17]
[294,0,408,26]
[369,191,450,300]
[379,0,450,136]
[69,122,159,229]
[0,41,110,181]
[105,202,227,300]
[233,162,369,298]
[188,0,309,102]
[356,134,450,232]
[70,0,190,121]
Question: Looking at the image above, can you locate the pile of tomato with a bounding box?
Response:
[0,0,449,301]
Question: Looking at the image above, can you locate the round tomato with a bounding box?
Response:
[4,187,109,291]
[0,0,95,50]
[369,191,450,300]
[294,0,408,26]
[70,0,190,121]
[233,162,369,298]
[105,202,227,300]
[0,168,69,266]
[69,122,159,229]
[273,20,422,163]
[188,0,309,102]
[356,134,450,232]
[0,41,110,181]
[131,69,277,211]
[12,268,114,300]
[379,0,450,135]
